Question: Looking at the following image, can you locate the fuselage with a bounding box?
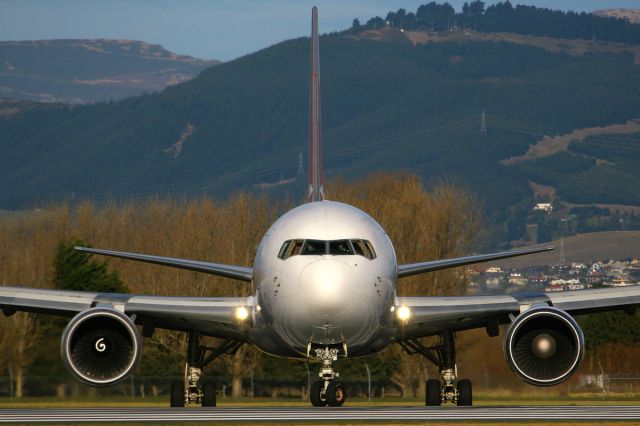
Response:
[252,201,397,357]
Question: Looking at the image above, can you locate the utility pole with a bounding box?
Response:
[480,110,487,134]
[297,152,304,176]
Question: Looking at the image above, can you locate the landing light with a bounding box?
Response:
[397,306,411,322]
[235,306,249,321]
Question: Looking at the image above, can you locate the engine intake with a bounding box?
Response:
[504,306,584,386]
[61,308,142,387]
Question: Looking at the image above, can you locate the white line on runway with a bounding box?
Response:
[0,406,640,423]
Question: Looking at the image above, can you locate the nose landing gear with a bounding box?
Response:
[309,345,346,407]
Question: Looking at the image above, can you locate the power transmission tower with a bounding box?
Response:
[560,236,565,265]
[297,152,304,176]
[480,110,487,134]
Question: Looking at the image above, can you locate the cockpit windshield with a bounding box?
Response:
[278,239,376,260]
[302,240,325,255]
[328,240,352,255]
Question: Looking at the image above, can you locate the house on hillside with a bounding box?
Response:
[533,203,553,213]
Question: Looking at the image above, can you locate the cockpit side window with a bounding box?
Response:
[302,240,325,255]
[364,240,377,259]
[329,240,353,255]
[279,239,304,260]
[290,240,304,256]
[352,240,366,257]
[278,240,291,259]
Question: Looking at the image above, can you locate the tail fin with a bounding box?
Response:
[308,6,325,202]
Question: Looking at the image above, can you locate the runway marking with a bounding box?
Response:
[1,406,640,422]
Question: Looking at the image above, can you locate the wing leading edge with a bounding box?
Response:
[396,286,640,340]
[75,246,253,282]
[0,285,253,341]
[397,246,555,278]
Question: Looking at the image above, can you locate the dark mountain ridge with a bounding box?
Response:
[0,39,219,103]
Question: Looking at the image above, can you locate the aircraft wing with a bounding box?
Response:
[396,286,640,340]
[397,246,555,278]
[0,285,253,341]
[75,246,253,282]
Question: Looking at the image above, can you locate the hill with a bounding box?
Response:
[0,39,219,104]
[594,9,640,24]
[0,98,65,117]
[1,7,640,248]
[490,231,640,268]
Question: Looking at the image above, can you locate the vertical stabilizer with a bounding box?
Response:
[308,6,325,202]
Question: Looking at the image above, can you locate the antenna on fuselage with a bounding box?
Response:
[308,6,325,203]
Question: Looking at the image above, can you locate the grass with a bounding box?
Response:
[1,390,640,408]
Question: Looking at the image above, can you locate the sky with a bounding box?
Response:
[1,0,639,61]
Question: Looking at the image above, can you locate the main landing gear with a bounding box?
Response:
[400,330,472,406]
[170,332,242,408]
[309,345,347,407]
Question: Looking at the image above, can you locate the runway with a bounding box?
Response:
[1,405,640,423]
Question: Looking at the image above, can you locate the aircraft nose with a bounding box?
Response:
[300,259,354,318]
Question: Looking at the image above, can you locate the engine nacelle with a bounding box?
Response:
[504,306,584,386]
[61,308,142,387]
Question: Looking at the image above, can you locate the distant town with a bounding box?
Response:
[468,258,640,294]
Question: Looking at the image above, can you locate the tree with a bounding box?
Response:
[29,239,129,397]
[352,18,361,31]
[366,16,385,30]
[469,1,486,16]
[0,313,40,397]
[53,239,127,293]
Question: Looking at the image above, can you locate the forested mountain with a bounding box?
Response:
[357,2,640,44]
[1,3,640,247]
[0,39,219,103]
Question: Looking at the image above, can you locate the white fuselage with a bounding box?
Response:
[252,201,397,357]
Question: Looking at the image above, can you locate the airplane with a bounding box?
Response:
[1,7,639,408]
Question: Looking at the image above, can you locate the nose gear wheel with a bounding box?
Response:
[308,344,348,407]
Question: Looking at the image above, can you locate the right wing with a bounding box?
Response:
[75,246,253,282]
[397,246,555,278]
[0,285,253,341]
[396,286,640,340]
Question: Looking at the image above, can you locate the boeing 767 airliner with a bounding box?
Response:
[1,7,638,408]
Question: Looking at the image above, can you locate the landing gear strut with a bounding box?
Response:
[309,345,346,407]
[170,332,242,407]
[400,330,472,406]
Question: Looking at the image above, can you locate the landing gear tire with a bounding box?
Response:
[425,379,441,406]
[170,380,185,407]
[310,381,326,407]
[326,382,346,407]
[457,379,472,406]
[201,380,217,407]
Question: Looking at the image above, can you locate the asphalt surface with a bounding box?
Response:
[1,405,640,422]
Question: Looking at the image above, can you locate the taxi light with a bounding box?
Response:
[235,306,249,321]
[397,306,411,321]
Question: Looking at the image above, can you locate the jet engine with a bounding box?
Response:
[504,306,584,386]
[61,308,142,386]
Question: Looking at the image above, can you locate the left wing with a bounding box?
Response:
[396,286,640,340]
[0,285,253,341]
